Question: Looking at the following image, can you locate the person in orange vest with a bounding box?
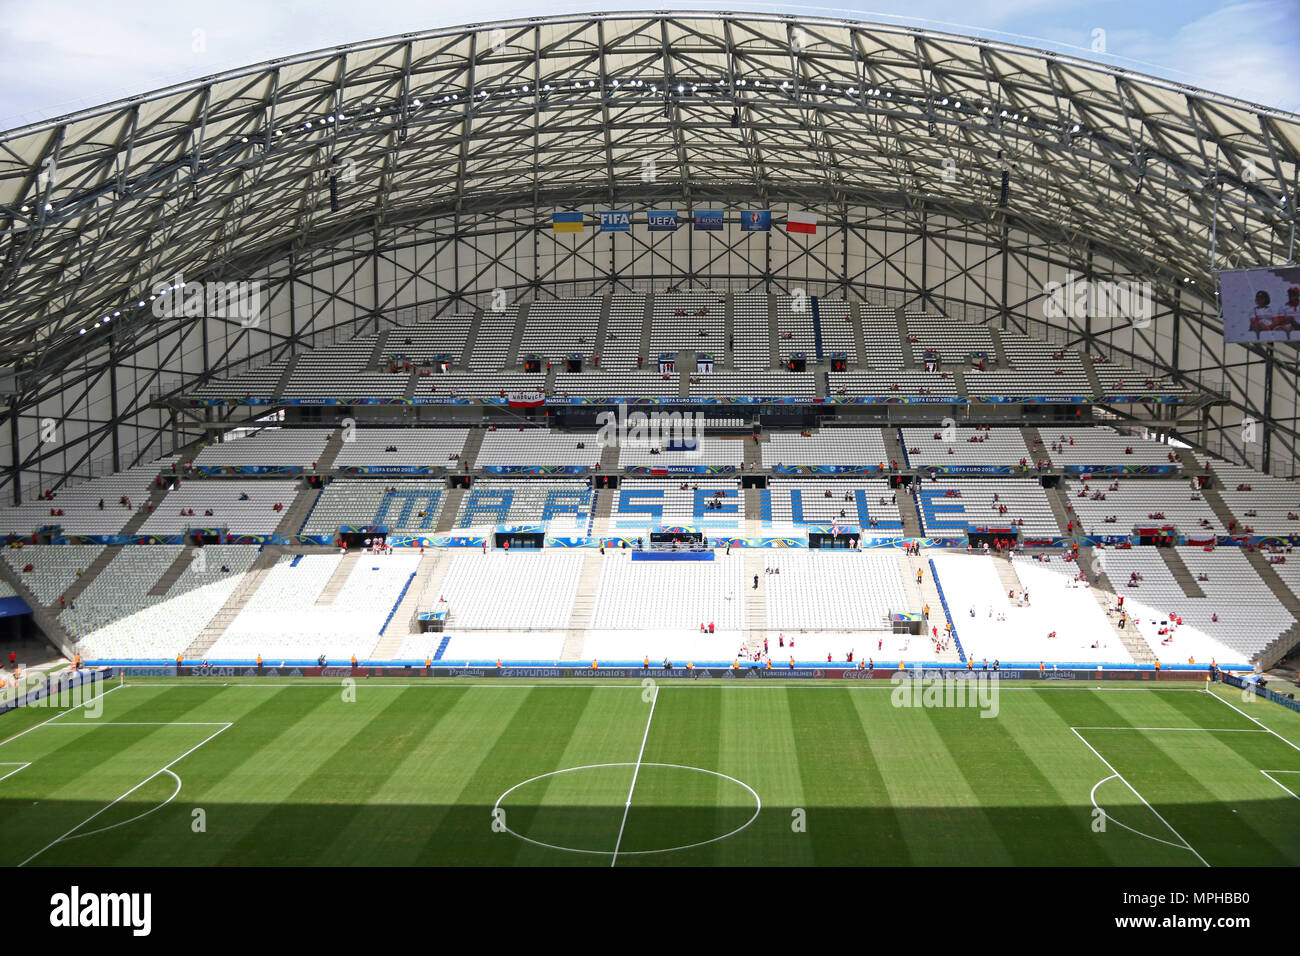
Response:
[592,660,598,669]
[967,657,974,670]
[1188,656,1195,666]
[789,656,795,669]
[1154,659,1161,673]
[176,653,182,667]
[351,653,358,668]
[899,660,905,671]
[425,656,432,669]
[496,658,502,669]
[766,658,772,669]
[686,662,693,673]
[74,652,81,670]
[256,653,262,668]
[643,655,650,669]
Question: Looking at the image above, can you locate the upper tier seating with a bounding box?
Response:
[386,315,474,366]
[191,361,288,399]
[475,429,602,468]
[1036,426,1180,470]
[828,370,958,399]
[3,544,105,604]
[303,481,447,534]
[610,479,742,530]
[732,293,770,371]
[138,480,301,534]
[916,479,1061,536]
[859,306,905,367]
[553,370,678,398]
[1207,462,1300,536]
[617,436,744,469]
[765,478,903,532]
[902,427,1034,470]
[816,299,857,363]
[761,427,889,468]
[600,294,647,371]
[467,306,521,371]
[775,295,815,361]
[455,480,593,530]
[0,463,167,535]
[906,313,993,365]
[1064,477,1224,536]
[517,298,603,364]
[421,372,545,398]
[649,292,727,357]
[332,428,469,470]
[688,371,816,397]
[194,429,332,468]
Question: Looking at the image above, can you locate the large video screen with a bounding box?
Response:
[1218,264,1300,344]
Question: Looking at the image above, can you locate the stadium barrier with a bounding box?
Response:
[0,667,106,714]
[99,661,1246,679]
[1219,672,1300,715]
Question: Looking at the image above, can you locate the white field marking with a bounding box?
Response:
[1259,770,1300,801]
[18,721,232,867]
[59,770,182,842]
[1073,727,1268,733]
[1205,685,1300,755]
[1089,774,1189,852]
[0,762,30,782]
[0,683,125,746]
[1070,727,1209,867]
[493,762,761,857]
[611,684,658,867]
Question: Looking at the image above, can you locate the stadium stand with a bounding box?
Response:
[332,428,469,470]
[137,480,302,534]
[475,428,602,469]
[1064,477,1225,537]
[194,429,333,469]
[916,479,1061,536]
[303,481,447,535]
[901,426,1036,470]
[765,478,903,532]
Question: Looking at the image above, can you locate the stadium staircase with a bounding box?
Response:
[591,482,614,537]
[372,550,451,655]
[593,293,613,355]
[1199,486,1239,531]
[767,293,780,367]
[677,350,691,398]
[58,546,120,606]
[639,294,654,364]
[458,308,485,370]
[1158,547,1207,599]
[849,303,867,369]
[434,488,466,532]
[743,487,764,535]
[275,484,321,535]
[366,329,394,370]
[315,429,346,471]
[315,553,358,605]
[273,354,303,396]
[903,551,947,638]
[952,367,968,401]
[723,291,735,368]
[121,482,172,534]
[0,559,77,659]
[1077,545,1155,663]
[402,368,421,400]
[1082,358,1105,401]
[811,296,825,364]
[989,327,1010,367]
[148,547,196,596]
[507,303,530,368]
[895,308,916,368]
[898,550,925,614]
[1044,485,1076,537]
[743,550,767,650]
[561,550,605,660]
[185,546,283,659]
[992,554,1026,599]
[459,427,486,470]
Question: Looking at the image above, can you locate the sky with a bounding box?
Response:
[0,0,1297,131]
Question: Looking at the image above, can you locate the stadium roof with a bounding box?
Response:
[1,10,1297,375]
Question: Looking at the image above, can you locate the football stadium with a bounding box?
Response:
[2,8,1300,881]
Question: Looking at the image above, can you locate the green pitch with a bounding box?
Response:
[2,677,1298,866]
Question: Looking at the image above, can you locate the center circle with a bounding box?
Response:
[494,762,761,857]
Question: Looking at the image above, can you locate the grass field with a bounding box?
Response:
[2,676,1299,866]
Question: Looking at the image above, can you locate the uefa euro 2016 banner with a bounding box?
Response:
[1218,264,1300,344]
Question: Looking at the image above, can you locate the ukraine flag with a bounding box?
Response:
[552,211,585,233]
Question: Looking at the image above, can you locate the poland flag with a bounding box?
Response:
[786,209,817,235]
